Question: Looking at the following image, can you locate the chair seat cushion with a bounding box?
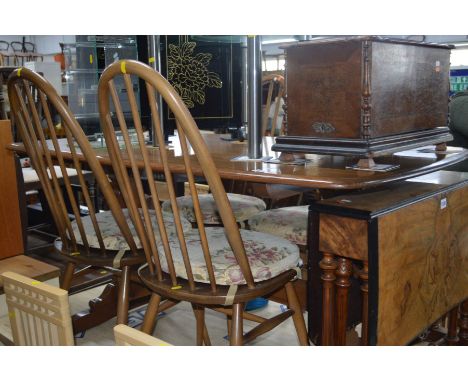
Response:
[22,165,81,184]
[157,227,300,285]
[161,193,266,224]
[248,206,309,246]
[70,209,192,251]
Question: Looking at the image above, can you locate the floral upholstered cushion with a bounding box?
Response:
[157,227,300,285]
[70,209,192,251]
[248,205,309,246]
[161,193,266,224]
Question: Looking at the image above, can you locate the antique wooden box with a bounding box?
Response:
[273,36,453,157]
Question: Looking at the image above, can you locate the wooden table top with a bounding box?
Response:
[312,170,468,217]
[8,133,468,190]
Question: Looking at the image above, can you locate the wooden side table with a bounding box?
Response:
[308,170,468,345]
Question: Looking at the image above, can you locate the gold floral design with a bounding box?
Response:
[167,41,222,108]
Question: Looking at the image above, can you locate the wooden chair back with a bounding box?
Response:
[7,67,139,257]
[98,60,255,291]
[261,74,285,137]
[0,40,9,52]
[114,324,171,345]
[10,41,35,53]
[2,271,74,345]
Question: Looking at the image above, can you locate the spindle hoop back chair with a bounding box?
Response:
[7,67,146,323]
[262,73,285,137]
[98,60,308,345]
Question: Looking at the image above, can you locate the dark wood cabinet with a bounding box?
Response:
[274,36,454,157]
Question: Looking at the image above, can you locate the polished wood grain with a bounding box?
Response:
[376,184,468,345]
[312,171,468,345]
[319,214,368,261]
[286,37,450,138]
[280,36,452,157]
[8,134,468,191]
[0,120,24,259]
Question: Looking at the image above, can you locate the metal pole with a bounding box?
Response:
[147,35,165,146]
[241,38,248,128]
[247,35,262,159]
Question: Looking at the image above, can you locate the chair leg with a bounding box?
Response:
[230,303,244,346]
[60,262,76,290]
[192,304,206,346]
[141,293,161,334]
[285,281,309,345]
[203,324,211,346]
[116,266,130,325]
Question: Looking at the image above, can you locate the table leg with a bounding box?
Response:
[320,252,337,345]
[360,261,369,345]
[459,299,468,346]
[446,305,459,346]
[334,257,352,346]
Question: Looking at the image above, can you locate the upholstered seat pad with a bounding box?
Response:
[22,166,81,184]
[248,205,309,246]
[70,209,192,251]
[161,193,266,224]
[157,227,300,285]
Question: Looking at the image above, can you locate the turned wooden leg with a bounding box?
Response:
[459,299,468,346]
[141,293,161,334]
[360,261,369,346]
[285,281,309,345]
[334,257,352,346]
[116,266,130,325]
[320,252,337,345]
[446,305,459,346]
[230,303,244,346]
[60,262,76,290]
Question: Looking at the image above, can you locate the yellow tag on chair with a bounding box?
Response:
[149,57,155,64]
[17,68,22,77]
[171,285,182,290]
[31,281,41,286]
[121,61,127,74]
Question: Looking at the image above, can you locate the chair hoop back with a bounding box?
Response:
[98,60,255,289]
[7,67,138,256]
[262,74,285,137]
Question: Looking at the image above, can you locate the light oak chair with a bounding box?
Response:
[7,67,164,324]
[2,271,74,345]
[114,324,171,346]
[98,60,308,346]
